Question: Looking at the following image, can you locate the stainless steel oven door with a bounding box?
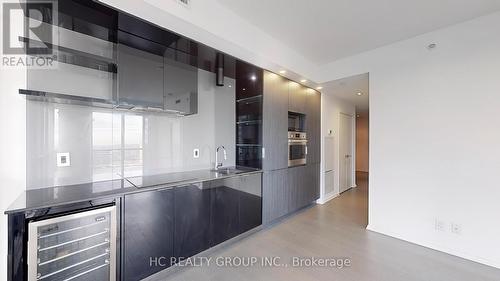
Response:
[288,139,307,167]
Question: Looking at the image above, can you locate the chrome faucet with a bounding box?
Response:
[214,146,227,170]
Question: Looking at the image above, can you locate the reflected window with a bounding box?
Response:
[92,112,143,181]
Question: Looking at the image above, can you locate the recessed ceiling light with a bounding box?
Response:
[316,86,323,90]
[279,70,286,74]
[228,85,232,88]
[300,79,307,83]
[356,92,363,96]
[250,75,257,81]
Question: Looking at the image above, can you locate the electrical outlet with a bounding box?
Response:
[56,152,70,167]
[193,148,200,159]
[451,223,462,235]
[434,219,445,232]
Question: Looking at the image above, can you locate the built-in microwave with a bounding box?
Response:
[288,131,307,167]
[288,112,306,132]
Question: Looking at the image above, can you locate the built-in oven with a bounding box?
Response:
[288,131,307,167]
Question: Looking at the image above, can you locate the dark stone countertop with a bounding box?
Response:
[5,167,262,214]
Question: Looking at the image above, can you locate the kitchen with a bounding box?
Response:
[3,1,320,280]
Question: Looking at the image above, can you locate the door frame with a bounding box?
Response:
[339,112,356,193]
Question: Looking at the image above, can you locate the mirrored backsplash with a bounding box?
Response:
[26,70,235,189]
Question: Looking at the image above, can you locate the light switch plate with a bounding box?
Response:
[57,152,70,167]
[193,149,200,158]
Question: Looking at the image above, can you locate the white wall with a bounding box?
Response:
[318,94,356,203]
[0,1,26,280]
[322,12,500,268]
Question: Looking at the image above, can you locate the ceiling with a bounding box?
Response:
[323,73,369,112]
[216,0,500,65]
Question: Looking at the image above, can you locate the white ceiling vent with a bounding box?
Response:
[175,0,191,9]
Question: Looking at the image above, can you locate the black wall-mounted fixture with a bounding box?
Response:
[216,53,224,86]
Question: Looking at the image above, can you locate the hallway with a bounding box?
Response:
[154,174,500,281]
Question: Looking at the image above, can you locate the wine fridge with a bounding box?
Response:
[27,206,117,281]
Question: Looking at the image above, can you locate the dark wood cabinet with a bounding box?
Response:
[173,184,211,259]
[263,71,289,171]
[262,168,289,224]
[287,164,320,213]
[306,90,321,164]
[262,72,321,224]
[288,165,307,212]
[306,163,321,203]
[123,189,174,281]
[288,82,307,114]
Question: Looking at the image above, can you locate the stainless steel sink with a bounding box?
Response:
[212,167,244,176]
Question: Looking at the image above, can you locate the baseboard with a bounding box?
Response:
[366,224,500,269]
[316,192,339,204]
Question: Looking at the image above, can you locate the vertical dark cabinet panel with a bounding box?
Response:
[262,71,289,171]
[173,184,211,259]
[236,96,262,122]
[236,60,263,99]
[210,186,241,246]
[287,164,320,213]
[236,60,263,169]
[7,213,26,281]
[306,90,321,164]
[236,146,262,169]
[262,169,289,224]
[238,174,263,233]
[239,192,262,233]
[288,165,310,212]
[306,163,321,202]
[288,82,307,114]
[210,174,262,245]
[123,189,174,281]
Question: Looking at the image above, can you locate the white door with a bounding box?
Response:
[339,113,354,193]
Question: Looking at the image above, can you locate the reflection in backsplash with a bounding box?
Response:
[91,112,144,182]
[27,70,235,189]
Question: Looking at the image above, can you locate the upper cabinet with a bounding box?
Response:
[116,14,198,115]
[116,38,198,115]
[117,44,164,109]
[236,61,263,99]
[288,81,307,114]
[21,0,230,116]
[23,0,118,107]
